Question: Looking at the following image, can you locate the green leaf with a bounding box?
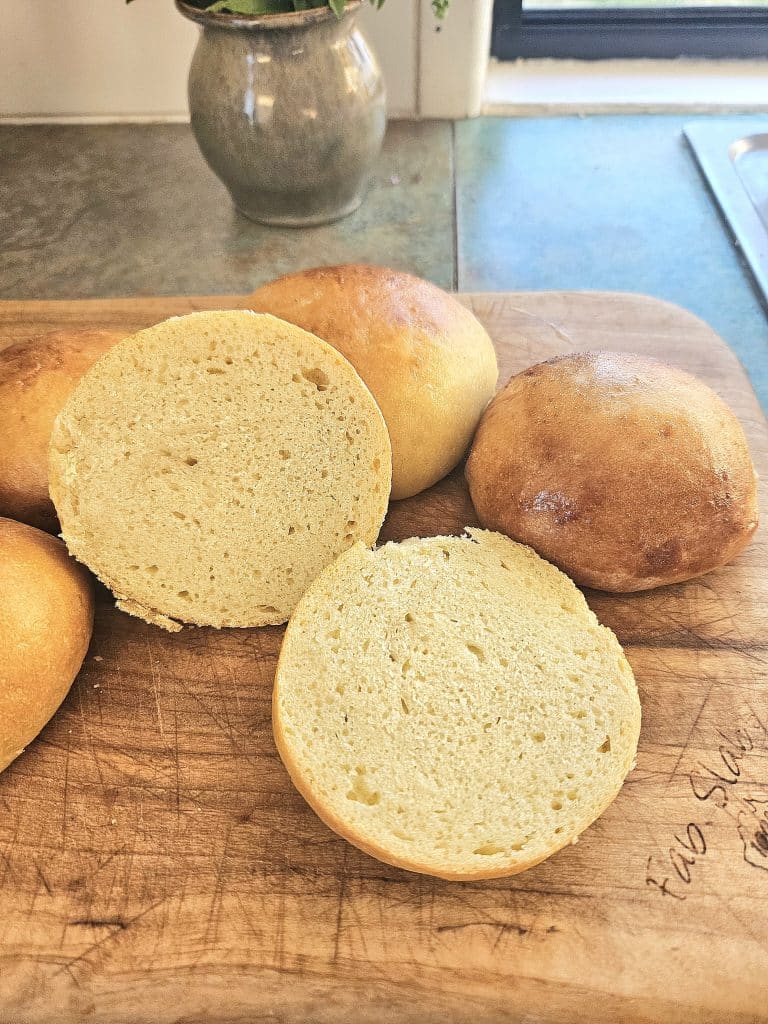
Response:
[327,0,345,17]
[204,0,295,12]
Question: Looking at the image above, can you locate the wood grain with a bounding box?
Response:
[0,292,766,1024]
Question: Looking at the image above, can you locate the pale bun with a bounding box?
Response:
[0,517,94,773]
[0,329,125,532]
[274,529,640,880]
[249,264,498,500]
[49,311,391,631]
[466,351,759,592]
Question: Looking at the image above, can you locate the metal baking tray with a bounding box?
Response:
[685,119,768,307]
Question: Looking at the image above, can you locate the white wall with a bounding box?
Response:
[0,0,489,120]
[0,0,419,119]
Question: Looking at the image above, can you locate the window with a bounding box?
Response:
[492,0,768,59]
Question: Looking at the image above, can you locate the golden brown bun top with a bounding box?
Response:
[250,264,498,499]
[466,351,759,592]
[253,263,472,341]
[0,329,125,531]
[0,517,94,772]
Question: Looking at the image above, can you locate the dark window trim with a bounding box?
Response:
[492,2,768,60]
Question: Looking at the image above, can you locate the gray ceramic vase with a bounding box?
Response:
[176,0,386,226]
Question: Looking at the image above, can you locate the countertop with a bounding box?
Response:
[2,114,767,410]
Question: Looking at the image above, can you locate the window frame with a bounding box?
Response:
[492,1,768,60]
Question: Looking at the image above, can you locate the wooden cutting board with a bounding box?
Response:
[1,292,767,1024]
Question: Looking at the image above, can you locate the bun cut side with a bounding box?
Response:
[274,529,640,880]
[49,310,392,631]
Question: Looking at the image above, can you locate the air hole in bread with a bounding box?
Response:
[146,565,159,575]
[474,843,505,856]
[300,367,330,391]
[466,643,485,663]
[533,732,545,743]
[551,799,563,811]
[599,736,612,753]
[400,697,410,714]
[257,605,280,615]
[346,771,380,806]
[185,456,198,467]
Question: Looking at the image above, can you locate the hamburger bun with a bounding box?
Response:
[273,529,640,880]
[466,351,759,592]
[49,310,391,631]
[0,517,94,773]
[249,264,498,500]
[0,329,125,531]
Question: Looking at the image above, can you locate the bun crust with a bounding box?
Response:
[0,329,124,531]
[466,351,759,592]
[249,264,498,500]
[0,517,94,773]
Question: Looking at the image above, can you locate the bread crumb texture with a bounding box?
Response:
[48,311,391,630]
[274,529,641,880]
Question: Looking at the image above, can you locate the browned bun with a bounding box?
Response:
[249,264,498,500]
[0,517,94,773]
[0,329,125,531]
[466,351,759,592]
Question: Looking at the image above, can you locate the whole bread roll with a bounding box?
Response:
[0,517,94,773]
[0,329,125,531]
[274,529,640,880]
[466,351,759,592]
[249,264,498,500]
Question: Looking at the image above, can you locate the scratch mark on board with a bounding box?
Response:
[332,845,348,964]
[59,898,167,976]
[144,636,167,744]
